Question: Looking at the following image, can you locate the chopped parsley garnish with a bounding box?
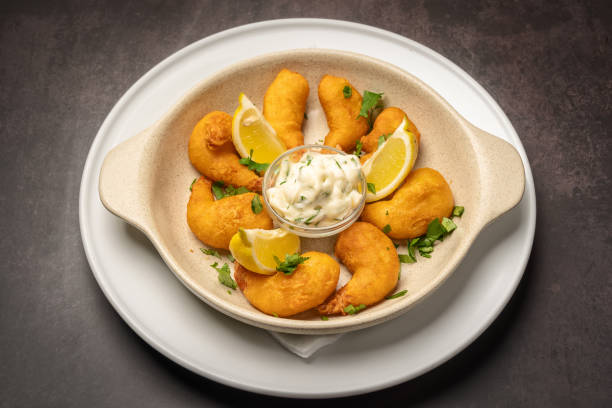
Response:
[200,248,221,258]
[304,209,320,225]
[398,254,415,264]
[354,140,363,157]
[321,316,329,321]
[452,206,465,217]
[386,290,407,299]
[189,178,197,191]
[334,159,342,169]
[358,91,384,119]
[273,253,310,274]
[367,182,376,194]
[239,149,269,174]
[279,180,287,185]
[382,224,391,234]
[377,133,391,148]
[306,155,312,166]
[426,218,445,241]
[400,214,463,262]
[441,217,457,234]
[343,85,352,98]
[251,195,263,214]
[211,181,226,199]
[358,90,384,128]
[344,304,366,315]
[211,262,236,289]
[212,181,250,200]
[227,253,235,263]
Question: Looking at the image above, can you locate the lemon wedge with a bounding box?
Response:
[229,228,300,275]
[232,93,286,163]
[362,117,419,202]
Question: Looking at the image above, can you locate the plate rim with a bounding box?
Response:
[79,18,536,398]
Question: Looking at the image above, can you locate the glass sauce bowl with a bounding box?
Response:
[262,145,367,238]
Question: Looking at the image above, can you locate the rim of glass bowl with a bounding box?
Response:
[262,144,367,238]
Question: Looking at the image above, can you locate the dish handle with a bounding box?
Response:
[469,123,526,225]
[99,128,154,234]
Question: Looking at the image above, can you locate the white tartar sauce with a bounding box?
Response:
[267,152,363,226]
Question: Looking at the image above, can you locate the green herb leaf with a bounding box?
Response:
[212,181,226,200]
[367,182,376,194]
[227,253,235,263]
[274,253,310,274]
[344,304,366,315]
[304,209,320,225]
[343,85,352,98]
[386,290,408,299]
[354,140,363,157]
[335,159,342,169]
[407,244,417,263]
[426,218,445,241]
[441,217,457,234]
[212,181,251,199]
[378,135,385,148]
[419,246,434,255]
[417,237,434,248]
[358,90,384,119]
[321,316,329,321]
[239,149,270,174]
[211,262,236,289]
[398,254,415,264]
[189,178,197,191]
[251,195,263,214]
[382,224,391,234]
[200,248,220,258]
[452,206,464,217]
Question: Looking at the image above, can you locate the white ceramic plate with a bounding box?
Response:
[79,19,536,398]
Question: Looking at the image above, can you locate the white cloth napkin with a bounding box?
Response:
[268,331,344,358]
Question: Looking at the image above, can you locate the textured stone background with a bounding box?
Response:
[1,0,610,406]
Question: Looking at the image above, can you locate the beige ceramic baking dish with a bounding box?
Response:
[99,49,525,335]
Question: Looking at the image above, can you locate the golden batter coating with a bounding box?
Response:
[318,222,399,315]
[187,177,273,249]
[318,74,369,152]
[188,111,262,192]
[360,168,454,239]
[263,68,309,149]
[234,251,340,317]
[360,107,421,153]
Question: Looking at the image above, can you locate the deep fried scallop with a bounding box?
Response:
[318,222,399,315]
[188,111,262,192]
[263,69,309,149]
[360,107,421,153]
[187,177,272,249]
[319,75,369,152]
[234,251,340,317]
[360,168,454,239]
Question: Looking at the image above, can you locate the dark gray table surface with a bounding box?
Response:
[1,1,610,406]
